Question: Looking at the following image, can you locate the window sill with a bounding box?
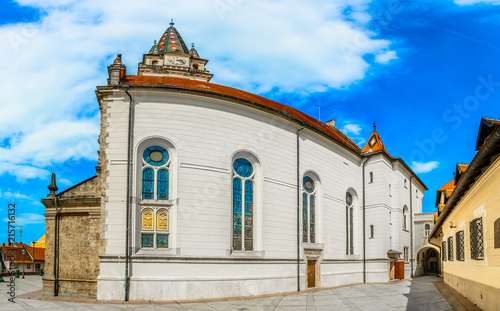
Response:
[403,229,409,232]
[230,250,265,258]
[134,248,179,256]
[140,200,174,207]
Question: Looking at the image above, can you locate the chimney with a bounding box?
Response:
[107,54,127,86]
[326,119,336,129]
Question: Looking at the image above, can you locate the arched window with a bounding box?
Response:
[346,192,354,255]
[141,146,170,200]
[232,158,254,251]
[424,224,431,236]
[403,206,408,230]
[302,176,316,243]
[141,208,169,248]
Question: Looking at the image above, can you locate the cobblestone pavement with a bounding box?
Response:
[1,275,453,310]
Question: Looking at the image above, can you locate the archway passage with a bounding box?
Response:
[416,247,441,276]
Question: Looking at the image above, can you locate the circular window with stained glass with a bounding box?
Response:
[143,146,169,166]
[233,158,253,177]
[303,176,315,193]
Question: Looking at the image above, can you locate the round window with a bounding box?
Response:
[346,192,353,206]
[143,146,169,166]
[303,176,315,193]
[233,158,253,177]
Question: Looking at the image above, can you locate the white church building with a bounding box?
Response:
[42,22,427,301]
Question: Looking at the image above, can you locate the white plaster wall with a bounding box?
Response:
[97,88,426,300]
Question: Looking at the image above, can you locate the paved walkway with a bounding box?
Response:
[1,275,455,310]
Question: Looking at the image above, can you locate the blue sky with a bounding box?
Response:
[1,0,500,244]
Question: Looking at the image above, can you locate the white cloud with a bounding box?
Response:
[411,161,439,174]
[454,0,500,5]
[0,0,397,181]
[375,50,398,64]
[342,123,362,136]
[2,212,45,226]
[0,190,31,200]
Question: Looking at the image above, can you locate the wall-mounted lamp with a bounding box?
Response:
[449,221,456,229]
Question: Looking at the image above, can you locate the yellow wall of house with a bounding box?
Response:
[441,155,500,311]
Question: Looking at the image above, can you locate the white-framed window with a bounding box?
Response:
[404,179,408,188]
[369,172,373,183]
[140,207,169,248]
[302,175,317,243]
[389,184,392,197]
[232,157,255,251]
[403,206,409,230]
[370,225,374,238]
[139,145,172,249]
[404,246,409,262]
[389,211,392,225]
[424,223,431,237]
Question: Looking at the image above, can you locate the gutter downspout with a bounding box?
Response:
[54,197,59,296]
[124,86,134,301]
[361,157,368,283]
[296,123,306,292]
[409,175,414,278]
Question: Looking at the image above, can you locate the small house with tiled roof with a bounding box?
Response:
[42,22,427,301]
[0,242,44,274]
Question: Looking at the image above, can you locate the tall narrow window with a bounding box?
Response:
[456,230,464,261]
[389,184,392,197]
[142,146,170,200]
[369,172,373,183]
[233,158,254,251]
[448,236,454,261]
[370,225,374,238]
[442,241,447,262]
[424,224,431,237]
[404,246,409,262]
[470,217,484,260]
[346,192,354,255]
[141,208,169,248]
[403,206,408,230]
[302,176,316,243]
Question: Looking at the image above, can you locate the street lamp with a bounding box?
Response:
[19,226,23,244]
[21,248,25,279]
[32,241,36,273]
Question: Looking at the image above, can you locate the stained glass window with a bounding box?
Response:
[302,176,316,243]
[142,146,170,201]
[232,158,253,251]
[157,169,169,200]
[142,168,154,200]
[140,145,171,249]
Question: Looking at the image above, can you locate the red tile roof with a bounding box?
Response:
[362,130,391,156]
[121,75,362,153]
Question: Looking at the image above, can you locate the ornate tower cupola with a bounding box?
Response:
[362,123,390,155]
[138,20,213,82]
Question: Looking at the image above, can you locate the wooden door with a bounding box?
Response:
[307,260,316,288]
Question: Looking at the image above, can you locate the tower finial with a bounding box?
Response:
[373,121,377,132]
[191,42,195,48]
[154,39,157,45]
[170,18,174,26]
[47,172,58,198]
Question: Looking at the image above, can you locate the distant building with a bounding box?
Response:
[0,242,45,273]
[41,22,427,300]
[430,117,500,311]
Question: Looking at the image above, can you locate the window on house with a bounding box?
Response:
[404,179,407,188]
[404,246,409,262]
[142,146,170,200]
[141,208,169,248]
[302,176,316,243]
[369,172,373,183]
[442,241,447,261]
[346,192,355,255]
[470,217,484,260]
[403,206,408,230]
[448,236,454,261]
[370,225,374,238]
[389,184,392,197]
[424,224,431,237]
[389,211,392,225]
[456,230,465,261]
[233,158,254,251]
[26,263,31,269]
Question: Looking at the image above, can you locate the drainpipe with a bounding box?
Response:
[54,197,59,296]
[361,158,368,283]
[124,86,134,301]
[410,175,414,278]
[296,123,306,292]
